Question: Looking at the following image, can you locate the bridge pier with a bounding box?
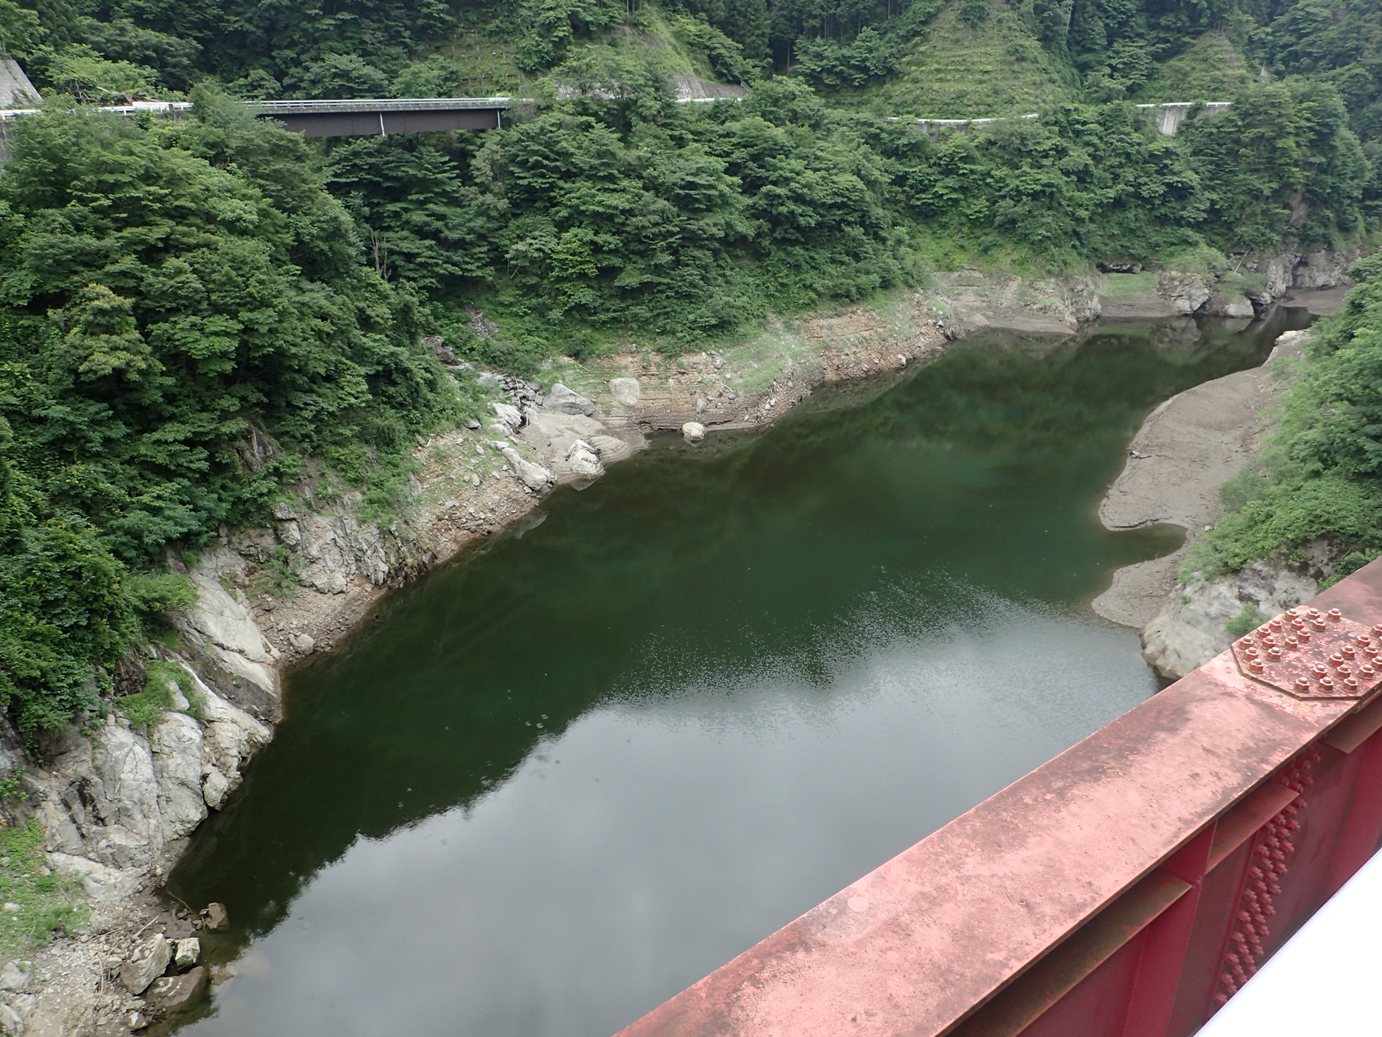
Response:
[1136,102,1233,136]
[615,558,1382,1036]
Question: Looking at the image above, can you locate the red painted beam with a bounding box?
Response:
[614,558,1382,1037]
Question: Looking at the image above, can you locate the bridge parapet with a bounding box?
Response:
[615,557,1382,1037]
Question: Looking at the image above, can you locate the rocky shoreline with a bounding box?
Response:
[2,253,1356,1037]
[1094,286,1355,679]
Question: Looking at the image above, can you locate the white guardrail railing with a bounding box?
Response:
[0,97,1232,125]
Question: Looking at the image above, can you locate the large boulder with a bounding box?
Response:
[565,440,604,480]
[120,933,171,995]
[147,966,209,1016]
[492,403,523,434]
[547,382,596,416]
[496,444,552,492]
[609,377,642,408]
[1157,272,1212,315]
[681,422,706,444]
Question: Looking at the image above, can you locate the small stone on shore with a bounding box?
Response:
[201,903,229,931]
[173,938,201,970]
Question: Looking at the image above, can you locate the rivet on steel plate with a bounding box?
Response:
[1328,608,1343,621]
[1294,677,1311,692]
[1267,647,1283,661]
[1318,676,1335,690]
[1344,678,1360,693]
[1342,644,1357,658]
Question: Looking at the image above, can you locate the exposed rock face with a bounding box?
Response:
[1158,272,1213,315]
[588,434,634,464]
[32,674,269,874]
[1142,562,1320,680]
[44,852,139,902]
[176,548,279,699]
[1098,248,1359,320]
[516,410,643,484]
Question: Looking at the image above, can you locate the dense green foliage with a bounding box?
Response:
[2,0,1380,741]
[1192,254,1382,577]
[318,65,1367,352]
[0,98,453,740]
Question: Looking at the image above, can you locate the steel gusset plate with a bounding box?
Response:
[1231,607,1382,700]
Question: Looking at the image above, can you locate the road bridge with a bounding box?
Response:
[250,97,517,136]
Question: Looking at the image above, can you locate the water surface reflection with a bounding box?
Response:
[169,312,1308,1036]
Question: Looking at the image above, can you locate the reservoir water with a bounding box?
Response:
[168,312,1308,1036]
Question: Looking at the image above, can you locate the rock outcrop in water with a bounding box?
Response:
[1141,560,1324,679]
[1099,248,1360,322]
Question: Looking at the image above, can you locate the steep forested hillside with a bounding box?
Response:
[0,0,1380,742]
[0,99,457,739]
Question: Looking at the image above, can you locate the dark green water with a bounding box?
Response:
[168,312,1308,1037]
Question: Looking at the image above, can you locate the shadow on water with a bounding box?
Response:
[166,309,1310,1037]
